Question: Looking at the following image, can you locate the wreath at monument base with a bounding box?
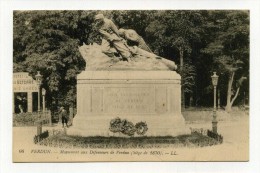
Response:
[109,117,148,136]
[135,122,148,135]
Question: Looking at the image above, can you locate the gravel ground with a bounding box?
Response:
[13,110,249,162]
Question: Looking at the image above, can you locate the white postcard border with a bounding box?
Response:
[1,0,260,172]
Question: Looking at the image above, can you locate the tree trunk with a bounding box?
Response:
[225,71,235,112]
[179,47,185,110]
[230,87,240,106]
[180,47,183,72]
[189,95,193,107]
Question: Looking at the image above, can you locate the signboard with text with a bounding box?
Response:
[13,72,38,92]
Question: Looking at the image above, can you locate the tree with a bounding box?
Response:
[13,11,97,109]
[145,11,203,108]
[13,10,249,111]
[202,11,249,112]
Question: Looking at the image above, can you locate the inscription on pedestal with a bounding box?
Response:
[103,87,155,114]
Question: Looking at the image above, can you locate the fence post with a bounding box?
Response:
[37,120,42,135]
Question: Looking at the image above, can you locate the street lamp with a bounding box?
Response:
[211,72,219,134]
[42,88,46,112]
[35,71,42,112]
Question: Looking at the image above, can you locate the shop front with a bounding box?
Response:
[13,72,39,113]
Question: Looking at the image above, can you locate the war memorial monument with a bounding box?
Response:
[68,14,188,137]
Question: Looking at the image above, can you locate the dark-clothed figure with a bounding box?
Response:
[15,96,23,113]
[59,107,69,128]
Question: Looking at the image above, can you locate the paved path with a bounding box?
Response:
[13,115,249,162]
[13,124,65,145]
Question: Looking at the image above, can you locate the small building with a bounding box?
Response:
[13,72,39,113]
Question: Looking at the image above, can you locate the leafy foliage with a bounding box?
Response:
[182,62,196,94]
[13,10,249,110]
[13,11,93,108]
[202,11,249,111]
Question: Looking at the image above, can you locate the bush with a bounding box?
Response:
[13,112,43,126]
[38,133,222,149]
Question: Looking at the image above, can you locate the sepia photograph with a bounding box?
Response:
[12,10,250,162]
[1,0,260,172]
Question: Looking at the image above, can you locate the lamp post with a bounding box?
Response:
[35,71,42,112]
[211,72,219,134]
[42,88,46,113]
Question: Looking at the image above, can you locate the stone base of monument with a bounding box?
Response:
[67,71,189,137]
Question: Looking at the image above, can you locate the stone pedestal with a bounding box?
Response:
[68,71,188,137]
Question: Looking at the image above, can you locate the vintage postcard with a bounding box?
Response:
[12,10,249,162]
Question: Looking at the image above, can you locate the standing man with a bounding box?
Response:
[59,106,69,128]
[118,28,152,53]
[94,14,133,61]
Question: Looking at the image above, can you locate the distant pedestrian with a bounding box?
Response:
[59,106,69,128]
